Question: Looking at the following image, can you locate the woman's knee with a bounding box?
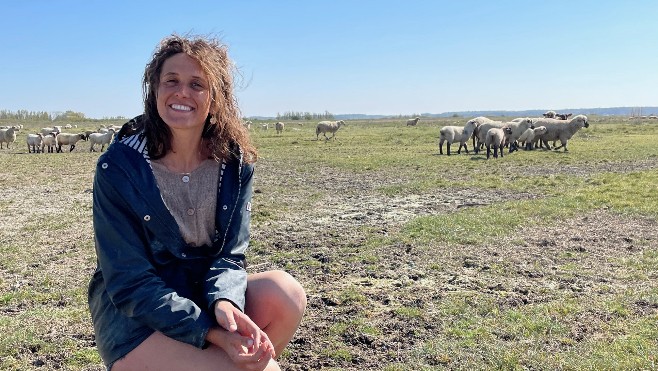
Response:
[248,270,306,317]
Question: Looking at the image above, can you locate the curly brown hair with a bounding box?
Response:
[142,33,256,163]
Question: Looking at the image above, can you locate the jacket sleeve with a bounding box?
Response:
[92,159,214,348]
[204,161,254,312]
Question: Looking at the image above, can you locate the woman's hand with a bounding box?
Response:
[206,326,273,369]
[209,300,275,365]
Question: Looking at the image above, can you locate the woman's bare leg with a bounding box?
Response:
[111,270,304,370]
[111,331,280,371]
[244,270,307,357]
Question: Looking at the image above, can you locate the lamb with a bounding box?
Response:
[438,120,478,155]
[55,133,87,153]
[89,129,115,152]
[315,120,345,141]
[26,133,44,153]
[0,127,18,149]
[532,115,589,151]
[406,117,420,126]
[542,111,557,118]
[485,127,513,159]
[556,113,572,120]
[42,133,58,153]
[517,126,547,150]
[275,122,285,134]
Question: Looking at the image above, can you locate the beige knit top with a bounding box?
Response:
[150,159,220,247]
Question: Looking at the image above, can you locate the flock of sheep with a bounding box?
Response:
[1,110,590,157]
[437,111,590,159]
[0,124,119,153]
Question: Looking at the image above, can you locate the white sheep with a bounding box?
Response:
[542,111,557,118]
[438,120,478,155]
[316,120,345,141]
[260,123,269,130]
[468,116,501,150]
[517,126,547,150]
[41,126,61,136]
[275,122,285,134]
[406,117,420,126]
[504,118,535,153]
[0,127,19,149]
[532,115,589,151]
[89,129,115,152]
[42,133,58,153]
[243,120,252,130]
[26,133,44,153]
[485,127,513,159]
[55,133,87,152]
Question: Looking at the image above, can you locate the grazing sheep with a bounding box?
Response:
[542,111,557,118]
[406,117,420,126]
[315,120,345,141]
[0,127,19,149]
[439,120,478,155]
[556,113,572,120]
[532,115,589,152]
[42,133,58,153]
[64,124,73,129]
[89,129,115,152]
[517,126,547,150]
[243,120,252,130]
[26,133,44,153]
[55,133,87,153]
[260,123,269,130]
[275,122,285,134]
[485,127,513,159]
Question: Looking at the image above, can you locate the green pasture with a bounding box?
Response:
[0,116,657,369]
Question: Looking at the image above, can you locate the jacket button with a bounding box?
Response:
[222,205,228,210]
[181,253,187,258]
[187,208,195,216]
[144,215,151,221]
[101,163,108,169]
[182,175,190,183]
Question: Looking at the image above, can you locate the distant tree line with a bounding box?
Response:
[0,109,92,121]
[276,111,335,121]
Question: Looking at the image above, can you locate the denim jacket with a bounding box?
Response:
[87,116,253,367]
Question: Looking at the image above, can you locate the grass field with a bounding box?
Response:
[1,116,657,370]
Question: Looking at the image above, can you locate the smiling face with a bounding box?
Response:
[156,53,211,132]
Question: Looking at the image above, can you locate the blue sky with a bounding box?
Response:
[2,1,657,119]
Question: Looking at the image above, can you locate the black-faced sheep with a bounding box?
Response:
[556,113,572,120]
[406,117,420,126]
[532,115,589,152]
[485,127,513,159]
[439,120,478,155]
[56,133,87,153]
[316,120,345,141]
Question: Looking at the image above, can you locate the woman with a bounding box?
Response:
[88,34,306,370]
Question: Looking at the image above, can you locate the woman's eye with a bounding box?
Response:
[192,82,205,90]
[163,79,178,86]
